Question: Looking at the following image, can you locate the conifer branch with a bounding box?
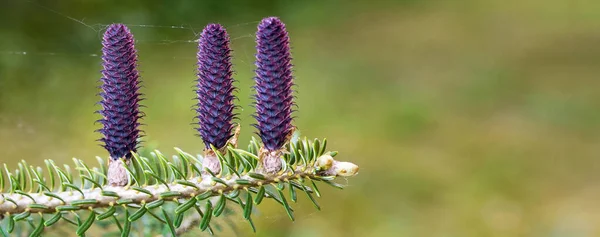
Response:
[0,136,358,236]
[0,18,360,236]
[0,153,352,214]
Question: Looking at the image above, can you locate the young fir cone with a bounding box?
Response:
[196,24,236,174]
[97,24,143,186]
[253,17,295,173]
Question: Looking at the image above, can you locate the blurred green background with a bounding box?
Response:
[2,0,600,236]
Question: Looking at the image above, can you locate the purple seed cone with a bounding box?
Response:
[97,24,143,160]
[253,17,295,151]
[196,24,236,149]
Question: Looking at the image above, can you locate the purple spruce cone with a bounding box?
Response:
[253,17,295,151]
[196,24,236,149]
[97,24,143,160]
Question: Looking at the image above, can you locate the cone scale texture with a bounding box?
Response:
[253,17,295,151]
[97,24,143,160]
[196,24,236,149]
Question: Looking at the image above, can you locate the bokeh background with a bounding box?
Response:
[2,0,600,236]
